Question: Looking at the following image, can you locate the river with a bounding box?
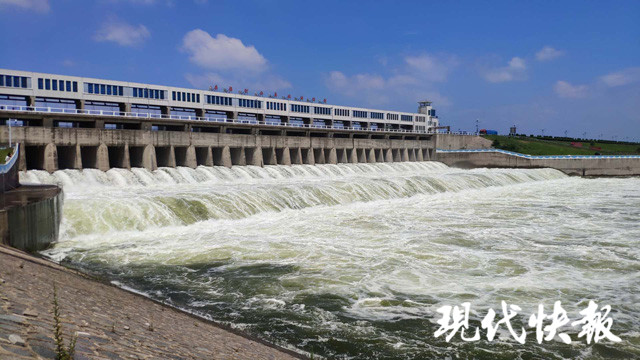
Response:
[21,162,640,359]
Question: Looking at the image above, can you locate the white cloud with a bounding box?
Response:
[404,54,459,82]
[600,67,640,87]
[94,18,150,46]
[536,46,564,61]
[554,80,589,98]
[0,0,49,12]
[182,29,267,73]
[324,53,456,107]
[483,57,527,83]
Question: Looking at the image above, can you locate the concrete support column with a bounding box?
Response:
[161,106,170,117]
[357,149,367,163]
[27,96,36,108]
[368,148,376,163]
[416,148,424,161]
[292,148,303,165]
[376,149,385,162]
[385,148,393,162]
[143,144,157,171]
[121,143,132,169]
[204,147,214,166]
[249,147,263,166]
[305,148,316,165]
[73,144,83,169]
[349,148,358,163]
[96,143,110,171]
[327,148,337,165]
[18,145,26,171]
[265,147,277,165]
[408,149,416,162]
[195,109,204,118]
[185,145,197,169]
[315,148,325,164]
[167,146,176,168]
[75,99,85,111]
[44,143,57,173]
[42,118,54,127]
[337,149,347,163]
[402,148,410,162]
[281,115,290,124]
[219,146,233,167]
[280,147,291,165]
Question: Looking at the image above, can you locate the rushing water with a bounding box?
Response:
[21,163,640,359]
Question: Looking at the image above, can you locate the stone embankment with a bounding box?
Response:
[0,246,302,360]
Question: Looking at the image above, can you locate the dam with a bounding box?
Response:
[0,69,438,172]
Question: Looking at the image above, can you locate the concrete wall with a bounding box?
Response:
[437,151,640,176]
[436,134,492,150]
[0,126,436,172]
[0,185,63,252]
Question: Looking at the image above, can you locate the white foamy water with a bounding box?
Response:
[23,163,640,359]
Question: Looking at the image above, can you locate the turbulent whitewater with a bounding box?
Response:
[21,163,640,359]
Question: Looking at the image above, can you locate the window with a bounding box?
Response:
[371,112,383,119]
[401,115,413,121]
[386,113,399,121]
[38,78,43,89]
[73,82,78,92]
[52,80,58,91]
[291,104,309,113]
[314,106,330,115]
[45,79,51,90]
[353,110,368,118]
[13,77,19,88]
[21,77,27,88]
[66,81,71,92]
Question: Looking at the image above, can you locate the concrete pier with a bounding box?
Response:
[0,124,435,172]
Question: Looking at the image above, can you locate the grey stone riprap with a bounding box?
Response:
[0,245,303,359]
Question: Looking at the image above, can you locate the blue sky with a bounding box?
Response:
[1,0,639,140]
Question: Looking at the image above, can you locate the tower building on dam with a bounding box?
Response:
[0,69,439,172]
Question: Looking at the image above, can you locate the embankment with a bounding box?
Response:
[0,245,302,359]
[436,149,640,176]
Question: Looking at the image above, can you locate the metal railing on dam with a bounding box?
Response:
[0,105,431,135]
[0,106,436,173]
[436,149,640,176]
[437,148,640,159]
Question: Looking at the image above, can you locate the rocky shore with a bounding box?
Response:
[0,245,302,359]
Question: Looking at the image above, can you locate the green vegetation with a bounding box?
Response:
[0,147,13,164]
[484,135,640,156]
[52,283,77,360]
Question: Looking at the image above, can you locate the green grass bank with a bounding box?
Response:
[484,135,640,156]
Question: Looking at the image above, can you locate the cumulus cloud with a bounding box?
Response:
[181,29,290,93]
[554,80,589,98]
[325,53,456,107]
[94,18,150,46]
[182,30,267,73]
[0,0,50,12]
[483,57,527,83]
[536,46,564,61]
[600,67,640,87]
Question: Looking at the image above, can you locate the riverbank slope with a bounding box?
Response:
[0,245,302,359]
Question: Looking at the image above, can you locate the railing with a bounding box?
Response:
[0,105,437,135]
[436,148,640,159]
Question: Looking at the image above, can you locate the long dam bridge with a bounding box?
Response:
[0,69,437,172]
